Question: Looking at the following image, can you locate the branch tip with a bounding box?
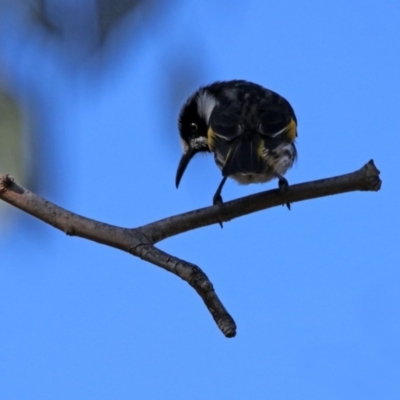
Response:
[219,318,237,338]
[0,174,14,193]
[364,159,382,191]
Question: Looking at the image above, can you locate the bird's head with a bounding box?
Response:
[175,88,218,188]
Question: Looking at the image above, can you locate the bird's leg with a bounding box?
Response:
[213,176,228,205]
[213,176,228,228]
[274,173,291,210]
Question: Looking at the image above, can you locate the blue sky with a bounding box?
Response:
[1,1,399,398]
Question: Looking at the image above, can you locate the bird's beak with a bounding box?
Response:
[175,147,196,188]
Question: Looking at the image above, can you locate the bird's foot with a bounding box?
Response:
[276,175,291,210]
[278,176,289,191]
[212,194,224,228]
[213,193,224,206]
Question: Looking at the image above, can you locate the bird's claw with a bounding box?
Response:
[277,176,291,210]
[212,195,224,228]
[213,193,223,206]
[278,177,289,191]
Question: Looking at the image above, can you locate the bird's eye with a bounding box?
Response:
[190,123,198,133]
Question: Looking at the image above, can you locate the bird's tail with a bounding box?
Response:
[222,137,263,177]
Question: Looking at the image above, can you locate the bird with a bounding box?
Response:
[175,80,297,206]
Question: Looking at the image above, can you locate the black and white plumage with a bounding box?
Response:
[176,80,298,205]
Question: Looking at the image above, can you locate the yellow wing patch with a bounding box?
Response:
[257,138,265,158]
[285,118,297,142]
[207,127,216,150]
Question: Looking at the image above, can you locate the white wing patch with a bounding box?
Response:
[197,90,218,124]
[269,126,287,137]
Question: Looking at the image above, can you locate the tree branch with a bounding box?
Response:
[0,160,381,338]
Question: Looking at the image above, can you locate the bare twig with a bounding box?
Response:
[0,160,381,338]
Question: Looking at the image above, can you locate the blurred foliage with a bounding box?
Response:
[31,0,61,35]
[0,85,28,220]
[97,0,144,44]
[0,0,203,225]
[0,88,25,182]
[29,0,165,51]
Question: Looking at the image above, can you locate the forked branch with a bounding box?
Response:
[0,160,381,338]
